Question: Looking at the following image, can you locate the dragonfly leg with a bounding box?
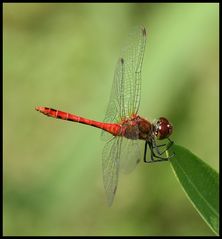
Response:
[152,138,174,156]
[144,139,175,163]
[144,141,157,163]
[144,141,158,163]
[152,141,166,155]
[143,141,149,163]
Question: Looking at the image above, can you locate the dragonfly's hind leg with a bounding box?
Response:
[143,141,160,163]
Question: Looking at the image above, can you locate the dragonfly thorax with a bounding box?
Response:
[121,115,152,140]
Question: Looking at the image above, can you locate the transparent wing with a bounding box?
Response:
[101,58,124,141]
[120,137,143,174]
[121,26,147,116]
[101,27,147,204]
[101,26,147,141]
[102,137,122,206]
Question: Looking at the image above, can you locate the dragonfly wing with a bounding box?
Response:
[120,134,142,174]
[101,57,124,141]
[102,137,122,206]
[101,26,147,141]
[101,27,147,204]
[120,26,147,117]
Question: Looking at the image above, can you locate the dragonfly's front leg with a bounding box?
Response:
[143,140,174,163]
[143,141,163,163]
[152,138,174,156]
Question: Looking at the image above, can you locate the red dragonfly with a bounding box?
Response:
[36,26,174,206]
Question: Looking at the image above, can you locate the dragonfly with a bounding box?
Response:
[36,26,174,206]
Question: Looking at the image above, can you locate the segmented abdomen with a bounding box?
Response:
[35,106,121,136]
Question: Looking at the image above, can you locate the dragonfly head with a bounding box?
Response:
[153,117,173,140]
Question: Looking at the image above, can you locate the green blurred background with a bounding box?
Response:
[3,3,219,236]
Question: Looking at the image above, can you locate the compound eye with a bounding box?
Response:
[154,117,173,140]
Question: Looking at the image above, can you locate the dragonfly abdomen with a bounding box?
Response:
[36,106,121,136]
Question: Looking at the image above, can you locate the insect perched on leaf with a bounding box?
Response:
[36,26,174,206]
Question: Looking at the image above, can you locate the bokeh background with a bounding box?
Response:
[3,3,219,236]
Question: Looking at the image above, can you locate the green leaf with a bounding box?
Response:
[168,144,219,235]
